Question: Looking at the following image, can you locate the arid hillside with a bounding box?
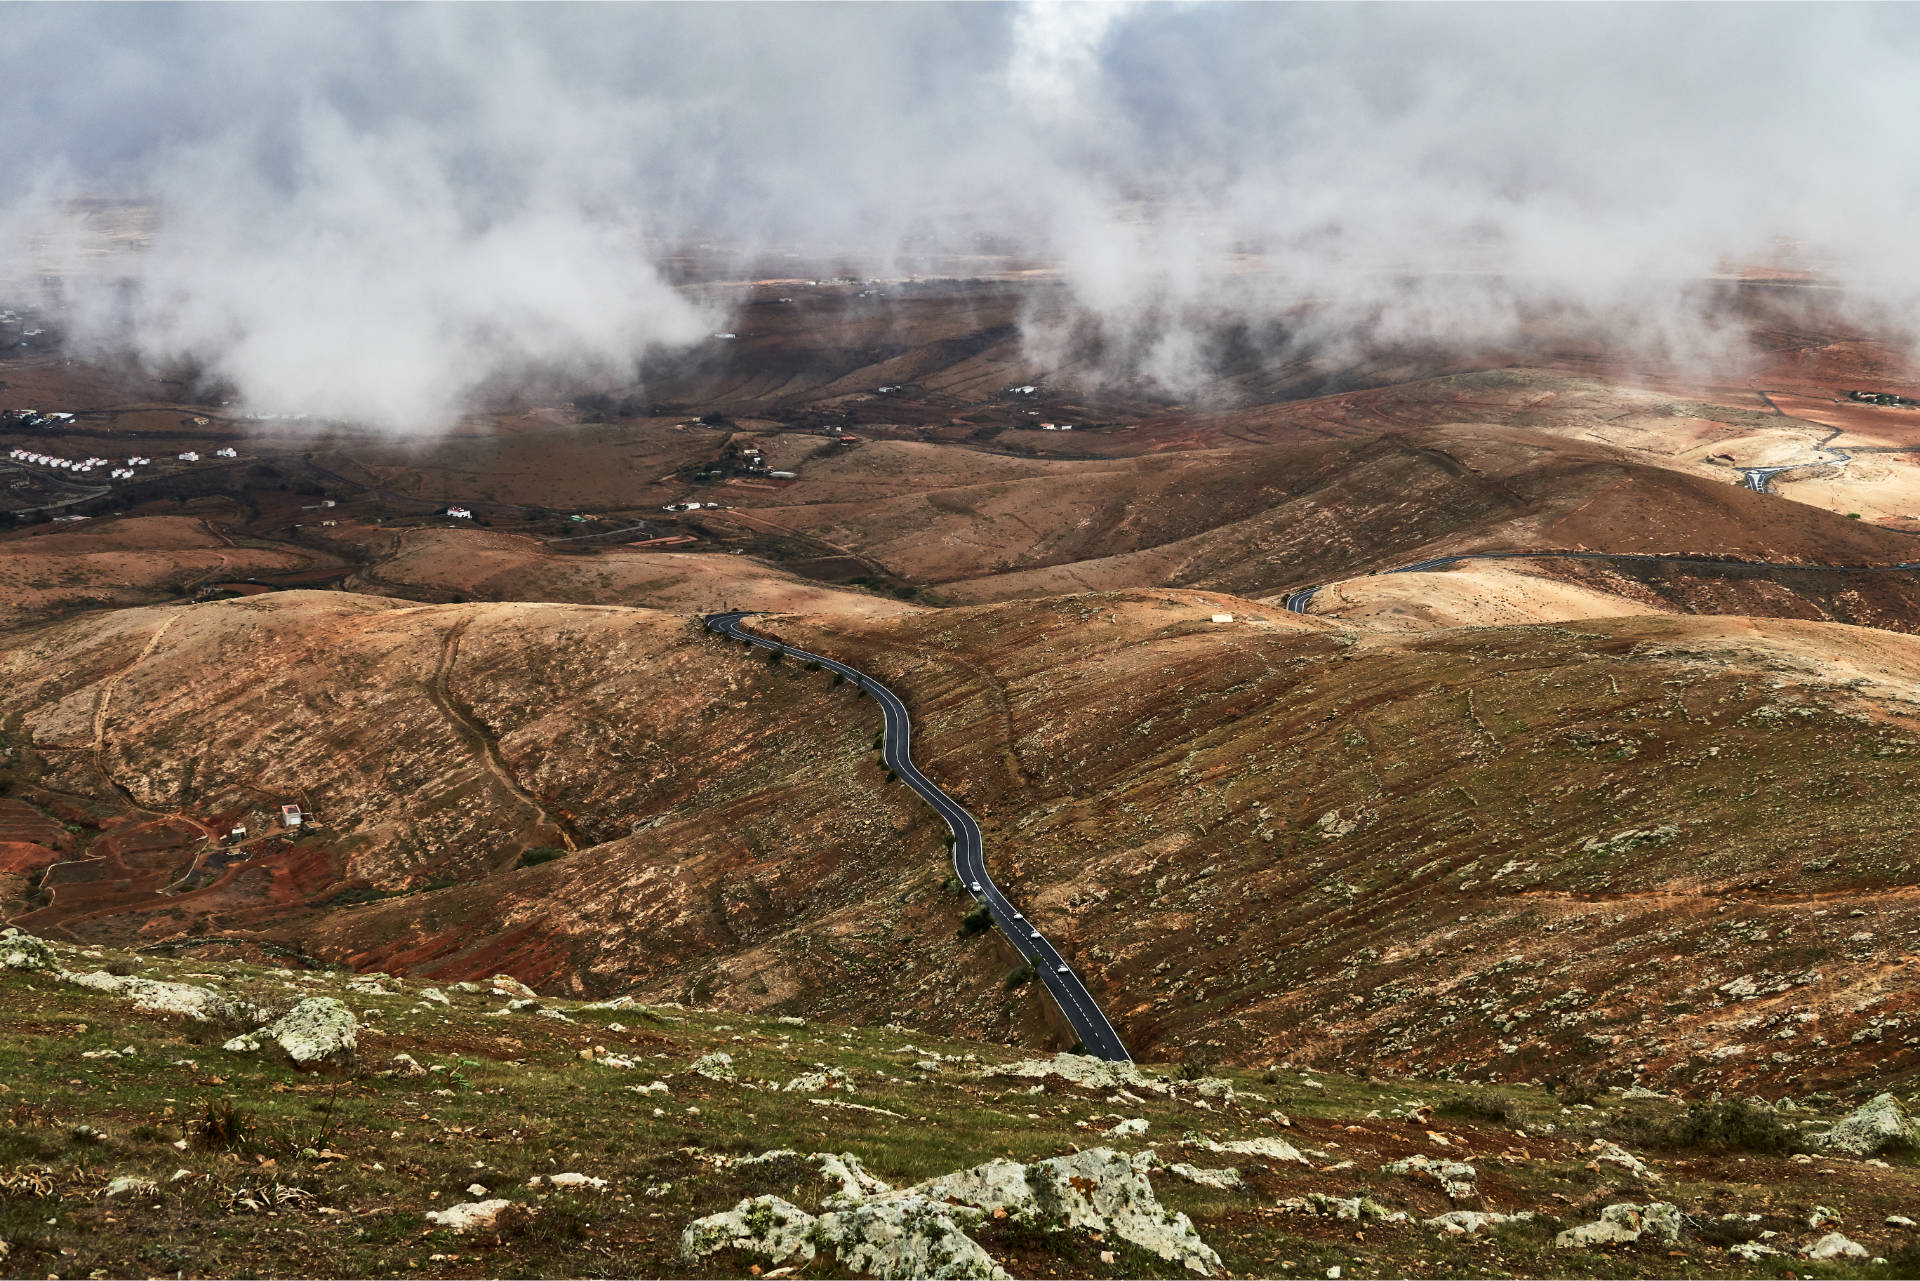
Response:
[0,591,1060,1047]
[6,586,1919,1099]
[0,515,342,626]
[761,592,1920,1097]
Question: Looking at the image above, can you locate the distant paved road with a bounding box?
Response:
[704,611,1131,1062]
[1282,549,1920,613]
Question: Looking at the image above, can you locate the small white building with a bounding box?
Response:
[1210,614,1234,624]
[178,451,200,462]
[446,506,473,519]
[280,805,303,828]
[214,447,237,458]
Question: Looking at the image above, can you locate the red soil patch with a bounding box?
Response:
[0,842,59,874]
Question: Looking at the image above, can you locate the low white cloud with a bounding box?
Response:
[5,4,1920,429]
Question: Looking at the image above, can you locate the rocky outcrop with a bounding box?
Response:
[1587,1139,1661,1182]
[815,1198,1005,1280]
[1555,1202,1683,1248]
[730,1150,892,1207]
[909,1148,1221,1276]
[1427,1210,1532,1235]
[1166,1163,1244,1191]
[690,1052,735,1082]
[982,1053,1166,1094]
[682,1145,1222,1278]
[0,927,58,972]
[1281,1194,1408,1224]
[1382,1154,1477,1201]
[64,970,257,1023]
[1198,1136,1308,1166]
[224,998,358,1070]
[1813,1094,1920,1156]
[679,1193,1002,1280]
[425,1199,513,1232]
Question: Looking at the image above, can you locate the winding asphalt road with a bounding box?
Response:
[1741,427,1853,493]
[704,611,1132,1062]
[1282,548,1920,613]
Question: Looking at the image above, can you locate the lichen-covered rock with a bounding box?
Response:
[1804,1232,1869,1260]
[815,1196,1005,1279]
[1426,1210,1532,1235]
[1555,1202,1682,1248]
[1106,1117,1149,1138]
[425,1199,513,1232]
[0,928,58,972]
[1814,1094,1920,1156]
[1166,1163,1244,1191]
[1729,1240,1783,1261]
[680,1195,821,1267]
[487,975,537,1000]
[1383,1154,1477,1201]
[226,997,357,1070]
[909,1147,1221,1276]
[691,1052,735,1082]
[1199,1136,1309,1166]
[1284,1194,1407,1223]
[981,1053,1169,1096]
[66,970,256,1023]
[731,1150,892,1208]
[1588,1140,1661,1182]
[680,1193,1004,1280]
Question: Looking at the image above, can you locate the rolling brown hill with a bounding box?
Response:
[5,586,1918,1098]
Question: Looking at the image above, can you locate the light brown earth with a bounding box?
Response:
[1289,562,1675,630]
[0,515,337,626]
[340,525,922,617]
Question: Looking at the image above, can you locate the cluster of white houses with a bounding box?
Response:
[7,445,237,481]
[9,448,113,473]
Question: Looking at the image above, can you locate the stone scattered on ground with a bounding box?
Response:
[425,1199,513,1232]
[1426,1210,1532,1235]
[1279,1194,1407,1224]
[1382,1154,1477,1201]
[1555,1202,1683,1248]
[1198,1136,1309,1167]
[1729,1241,1784,1262]
[690,1052,735,1082]
[1587,1139,1661,1182]
[1813,1093,1920,1157]
[1166,1163,1244,1191]
[1804,1232,1869,1260]
[102,1176,158,1199]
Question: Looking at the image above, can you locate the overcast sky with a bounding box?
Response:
[3,3,1918,429]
